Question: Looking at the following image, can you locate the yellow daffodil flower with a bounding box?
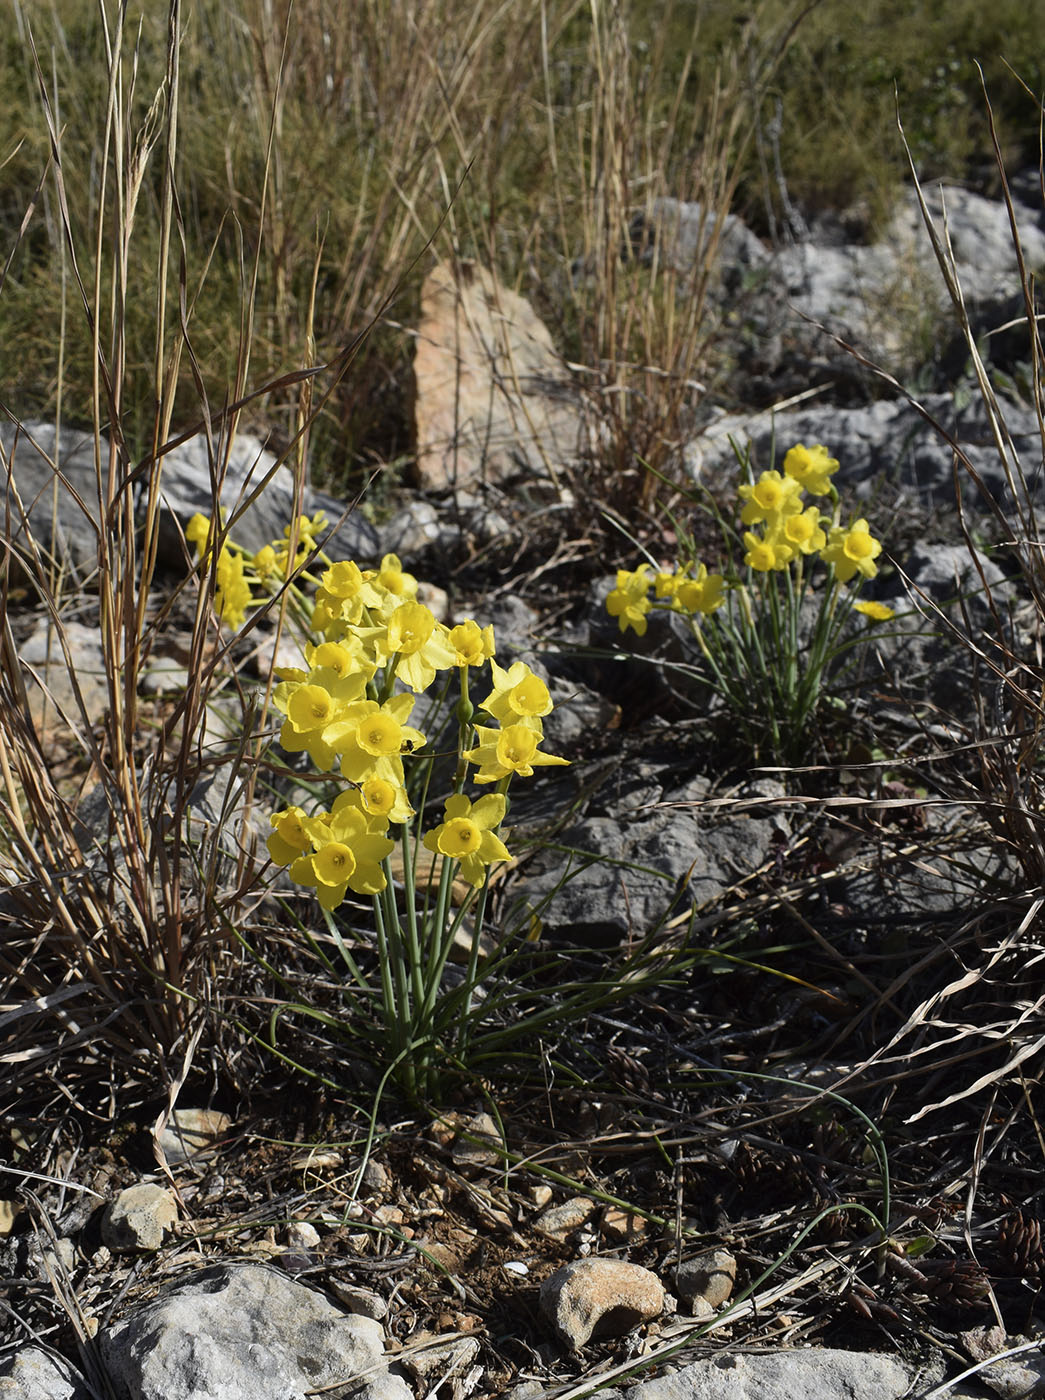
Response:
[214,548,253,628]
[314,560,385,631]
[606,563,653,635]
[743,530,793,572]
[854,600,895,622]
[464,722,570,783]
[352,777,414,824]
[782,443,840,495]
[423,793,510,888]
[376,553,419,602]
[781,505,827,556]
[267,806,312,866]
[821,519,882,583]
[448,619,497,667]
[325,693,426,784]
[480,660,553,726]
[738,470,804,526]
[675,564,726,616]
[378,601,457,691]
[303,637,376,686]
[186,512,214,559]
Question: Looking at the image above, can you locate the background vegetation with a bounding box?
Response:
[1,0,1041,492]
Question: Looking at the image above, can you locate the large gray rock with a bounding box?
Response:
[20,618,110,731]
[685,393,1043,519]
[0,419,378,582]
[517,772,780,944]
[0,1347,90,1400]
[770,182,1044,373]
[156,429,378,565]
[622,1348,912,1399]
[633,198,769,288]
[100,1263,389,1400]
[1,420,101,578]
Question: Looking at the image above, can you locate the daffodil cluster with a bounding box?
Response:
[263,556,568,912]
[606,444,889,641]
[186,509,333,628]
[604,444,895,760]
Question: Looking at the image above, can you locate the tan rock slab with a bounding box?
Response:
[414,260,590,492]
[156,1108,232,1165]
[101,1183,178,1253]
[534,1196,597,1242]
[539,1257,667,1350]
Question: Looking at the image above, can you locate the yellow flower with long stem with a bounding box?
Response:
[289,803,394,908]
[783,443,840,495]
[378,601,457,691]
[654,570,680,601]
[353,777,414,824]
[214,547,253,628]
[738,470,803,526]
[821,519,882,583]
[675,564,726,616]
[267,806,312,866]
[606,563,653,636]
[273,666,371,770]
[853,599,895,622]
[743,530,793,573]
[376,552,419,603]
[781,505,827,556]
[423,793,510,888]
[464,722,570,783]
[325,693,426,784]
[480,660,553,726]
[449,619,496,668]
[314,560,384,632]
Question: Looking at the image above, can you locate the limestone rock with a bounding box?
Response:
[20,619,110,733]
[156,1108,232,1165]
[450,1111,503,1172]
[157,430,378,567]
[534,1197,597,1242]
[413,260,589,492]
[0,1346,91,1400]
[621,1348,915,1399]
[539,1258,666,1350]
[0,420,101,578]
[100,1263,388,1400]
[0,420,378,583]
[600,1208,648,1247]
[101,1183,178,1253]
[673,1249,736,1311]
[327,1280,389,1321]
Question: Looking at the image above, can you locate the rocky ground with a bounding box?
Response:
[3,175,1045,1399]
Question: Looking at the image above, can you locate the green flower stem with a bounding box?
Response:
[377,655,400,706]
[371,887,403,1056]
[377,860,413,1058]
[398,819,426,1014]
[456,879,490,1064]
[454,667,474,791]
[416,853,461,1034]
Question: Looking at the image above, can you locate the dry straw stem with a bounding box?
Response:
[541,1,821,509]
[0,1,352,1089]
[895,80,1045,890]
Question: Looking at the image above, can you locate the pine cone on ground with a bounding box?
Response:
[996,1210,1044,1283]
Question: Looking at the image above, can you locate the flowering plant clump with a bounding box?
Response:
[189,512,569,1097]
[186,509,335,629]
[606,444,895,761]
